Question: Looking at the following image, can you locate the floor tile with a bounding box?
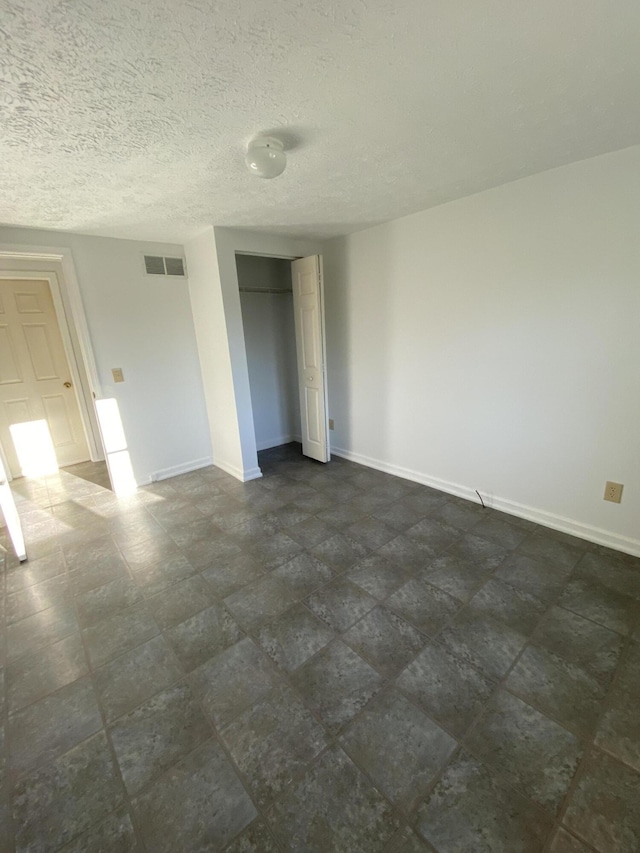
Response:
[397,641,495,738]
[415,750,553,852]
[564,751,640,853]
[340,689,455,812]
[57,807,140,853]
[221,685,328,807]
[438,611,527,680]
[12,733,124,853]
[286,517,336,548]
[8,676,102,779]
[225,819,280,853]
[466,690,583,814]
[6,634,88,713]
[94,635,182,722]
[256,603,334,672]
[191,637,283,728]
[165,602,243,671]
[594,641,640,771]
[249,530,303,570]
[292,641,383,734]
[346,553,414,599]
[387,576,460,635]
[467,578,548,634]
[5,553,66,594]
[265,745,401,852]
[272,552,334,599]
[132,740,256,853]
[518,532,585,570]
[574,551,640,600]
[559,578,638,635]
[344,516,397,550]
[145,574,213,628]
[446,531,508,565]
[310,533,369,572]
[184,533,243,570]
[67,554,130,596]
[377,534,432,573]
[129,552,197,596]
[342,605,427,677]
[317,502,366,530]
[404,517,460,557]
[386,826,433,852]
[532,606,624,688]
[200,552,264,599]
[224,575,297,631]
[109,681,211,795]
[6,604,79,663]
[370,501,425,532]
[6,575,70,625]
[434,499,484,531]
[421,552,495,601]
[550,828,599,851]
[82,603,160,668]
[76,576,143,628]
[304,577,377,632]
[470,515,530,549]
[495,553,572,602]
[506,644,605,737]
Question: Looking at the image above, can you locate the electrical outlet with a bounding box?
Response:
[328,418,334,430]
[604,481,623,503]
[112,368,125,383]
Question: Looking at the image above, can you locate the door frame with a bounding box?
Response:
[0,246,104,477]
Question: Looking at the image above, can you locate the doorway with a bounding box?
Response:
[236,252,330,464]
[0,254,109,491]
[0,277,91,477]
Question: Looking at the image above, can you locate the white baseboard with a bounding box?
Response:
[255,434,302,451]
[211,457,263,483]
[331,445,640,558]
[151,456,213,482]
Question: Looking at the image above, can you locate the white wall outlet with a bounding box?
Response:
[328,418,334,430]
[112,368,125,383]
[604,481,623,503]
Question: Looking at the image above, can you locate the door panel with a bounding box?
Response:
[0,279,90,476]
[291,255,329,463]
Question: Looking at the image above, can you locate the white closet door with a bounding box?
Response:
[291,255,330,463]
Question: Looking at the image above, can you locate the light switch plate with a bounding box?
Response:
[328,418,334,430]
[112,368,124,383]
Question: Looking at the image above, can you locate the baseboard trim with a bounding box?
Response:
[331,446,640,558]
[211,458,263,483]
[255,435,296,452]
[151,457,213,482]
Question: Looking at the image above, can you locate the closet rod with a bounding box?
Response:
[238,287,293,294]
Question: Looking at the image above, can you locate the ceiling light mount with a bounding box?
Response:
[245,136,286,179]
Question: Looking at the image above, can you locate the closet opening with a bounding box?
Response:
[236,253,302,457]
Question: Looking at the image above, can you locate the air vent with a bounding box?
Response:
[143,255,186,277]
[164,257,185,276]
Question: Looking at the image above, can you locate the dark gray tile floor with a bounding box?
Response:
[1,443,639,852]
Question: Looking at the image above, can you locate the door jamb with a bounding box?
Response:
[0,246,104,474]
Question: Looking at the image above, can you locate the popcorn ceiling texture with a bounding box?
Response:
[1,0,639,242]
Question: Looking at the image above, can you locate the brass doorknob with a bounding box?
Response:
[63,381,72,388]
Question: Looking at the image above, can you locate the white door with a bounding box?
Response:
[0,279,90,477]
[291,255,330,463]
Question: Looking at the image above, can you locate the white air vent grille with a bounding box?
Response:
[144,255,186,277]
[164,257,185,276]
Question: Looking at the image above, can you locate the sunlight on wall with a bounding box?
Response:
[9,419,59,477]
[0,454,26,561]
[95,398,137,496]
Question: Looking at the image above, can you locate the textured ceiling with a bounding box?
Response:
[1,0,640,242]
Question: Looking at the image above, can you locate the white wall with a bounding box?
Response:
[236,255,300,450]
[323,146,640,555]
[0,226,212,485]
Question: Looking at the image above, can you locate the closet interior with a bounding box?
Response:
[236,253,302,452]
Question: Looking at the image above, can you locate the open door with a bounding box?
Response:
[291,255,330,463]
